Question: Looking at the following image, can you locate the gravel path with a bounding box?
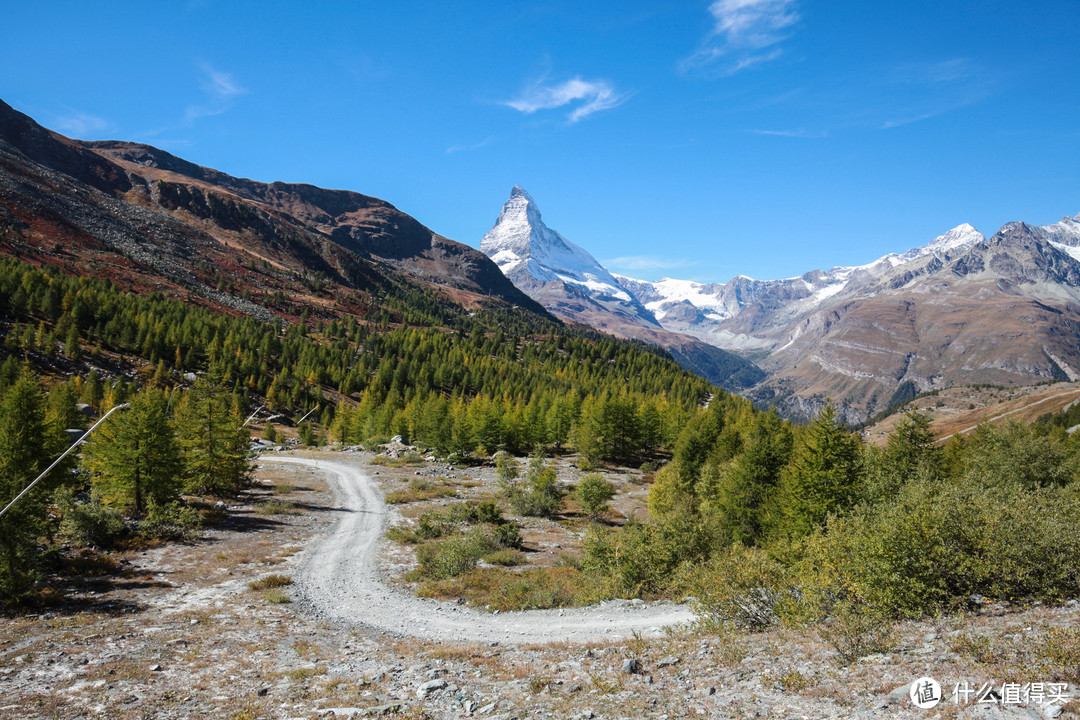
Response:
[260,456,694,644]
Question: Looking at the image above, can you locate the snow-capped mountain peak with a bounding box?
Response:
[480,186,637,304]
[899,223,984,262]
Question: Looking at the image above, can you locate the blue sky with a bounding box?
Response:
[4,1,1079,281]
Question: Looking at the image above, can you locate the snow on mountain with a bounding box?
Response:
[897,223,984,262]
[480,186,634,304]
[618,223,987,335]
[1032,214,1080,261]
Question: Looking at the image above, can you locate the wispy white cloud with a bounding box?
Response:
[682,0,799,76]
[749,127,826,138]
[878,58,991,129]
[49,110,109,138]
[183,64,247,125]
[504,76,628,122]
[201,65,246,100]
[446,136,494,154]
[606,255,693,272]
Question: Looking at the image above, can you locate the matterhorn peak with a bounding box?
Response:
[509,184,534,203]
[479,186,640,307]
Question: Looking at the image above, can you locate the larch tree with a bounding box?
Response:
[83,389,182,516]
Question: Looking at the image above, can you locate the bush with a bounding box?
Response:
[58,493,126,548]
[413,528,498,580]
[582,515,712,598]
[817,600,896,664]
[505,456,565,518]
[689,544,792,632]
[575,473,616,519]
[475,500,503,525]
[483,549,525,567]
[139,502,202,541]
[491,521,523,549]
[794,473,1080,618]
[254,500,296,515]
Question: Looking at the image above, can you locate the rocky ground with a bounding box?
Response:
[0,448,1077,719]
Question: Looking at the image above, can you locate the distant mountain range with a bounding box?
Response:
[482,186,1080,422]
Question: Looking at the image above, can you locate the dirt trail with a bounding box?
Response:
[260,456,694,644]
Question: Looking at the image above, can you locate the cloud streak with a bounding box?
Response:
[606,255,693,272]
[50,110,109,138]
[504,77,628,122]
[682,0,799,76]
[446,136,494,154]
[184,64,247,124]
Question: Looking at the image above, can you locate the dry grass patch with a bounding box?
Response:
[385,478,458,504]
[248,574,292,591]
[414,565,605,611]
[253,499,297,515]
[951,623,1080,684]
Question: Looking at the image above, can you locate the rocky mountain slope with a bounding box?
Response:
[0,99,547,321]
[480,187,765,391]
[623,219,1080,421]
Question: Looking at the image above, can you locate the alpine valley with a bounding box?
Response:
[481,186,1080,422]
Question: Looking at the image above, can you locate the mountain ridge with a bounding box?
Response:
[0,99,552,324]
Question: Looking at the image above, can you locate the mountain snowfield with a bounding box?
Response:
[481,186,1080,421]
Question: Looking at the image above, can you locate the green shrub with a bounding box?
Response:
[491,521,522,549]
[139,502,202,541]
[505,456,565,518]
[413,528,498,579]
[475,500,503,524]
[582,515,712,598]
[575,473,616,519]
[57,493,126,548]
[689,544,792,632]
[254,500,296,515]
[483,549,525,566]
[794,473,1080,618]
[817,600,896,664]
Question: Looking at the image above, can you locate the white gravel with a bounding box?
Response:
[260,456,694,644]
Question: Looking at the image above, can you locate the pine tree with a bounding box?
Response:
[886,408,939,481]
[705,409,792,545]
[0,372,56,595]
[83,389,181,516]
[175,375,252,495]
[780,403,862,537]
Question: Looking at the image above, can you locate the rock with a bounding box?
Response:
[150,664,163,672]
[622,658,641,674]
[885,684,910,706]
[417,678,447,698]
[361,706,401,717]
[256,687,269,697]
[478,702,497,715]
[657,656,681,668]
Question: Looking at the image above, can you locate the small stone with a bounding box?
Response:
[150,664,163,672]
[417,678,447,698]
[657,656,682,668]
[622,658,641,674]
[478,702,497,715]
[256,687,269,697]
